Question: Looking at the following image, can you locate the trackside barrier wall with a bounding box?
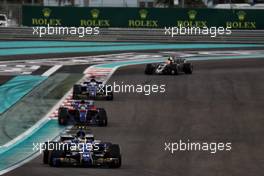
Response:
[22,6,264,29]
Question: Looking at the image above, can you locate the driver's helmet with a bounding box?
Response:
[76,129,86,139]
[80,100,85,104]
[166,56,173,64]
[90,79,96,82]
[72,136,79,143]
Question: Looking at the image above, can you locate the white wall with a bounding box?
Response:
[89,0,138,7]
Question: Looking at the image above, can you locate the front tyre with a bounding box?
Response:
[183,63,193,74]
[58,107,68,125]
[98,108,108,126]
[107,144,121,168]
[145,64,154,75]
[170,64,179,75]
[106,86,114,101]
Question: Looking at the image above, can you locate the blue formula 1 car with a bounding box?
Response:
[42,129,121,168]
[58,100,107,126]
[73,79,113,100]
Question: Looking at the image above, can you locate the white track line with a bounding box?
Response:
[41,65,62,77]
[0,53,136,64]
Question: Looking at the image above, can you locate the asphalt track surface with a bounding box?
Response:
[5,59,264,176]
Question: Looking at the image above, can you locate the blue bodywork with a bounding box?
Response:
[81,143,93,165]
[85,82,99,98]
[71,101,94,123]
[66,100,100,125]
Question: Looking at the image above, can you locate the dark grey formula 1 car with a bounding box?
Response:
[145,58,193,75]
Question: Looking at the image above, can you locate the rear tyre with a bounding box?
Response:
[73,84,82,99]
[49,149,64,167]
[107,144,121,168]
[98,108,108,127]
[58,107,68,125]
[42,142,49,164]
[145,64,154,75]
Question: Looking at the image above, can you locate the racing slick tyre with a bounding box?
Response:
[170,64,179,75]
[58,107,69,125]
[49,149,64,167]
[107,144,122,168]
[183,63,193,74]
[145,64,155,75]
[106,86,114,100]
[106,93,114,100]
[42,142,49,164]
[73,84,82,99]
[98,108,108,126]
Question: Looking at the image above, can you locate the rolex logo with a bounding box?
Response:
[237,11,246,21]
[91,9,100,19]
[188,10,197,20]
[139,9,148,19]
[42,8,51,18]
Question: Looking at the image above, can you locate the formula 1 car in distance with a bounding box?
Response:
[42,129,121,168]
[58,100,107,126]
[145,57,193,75]
[73,79,113,100]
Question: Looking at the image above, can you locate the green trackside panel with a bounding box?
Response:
[22,6,264,29]
[0,75,47,114]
